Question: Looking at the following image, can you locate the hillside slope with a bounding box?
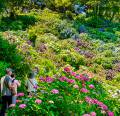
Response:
[0,8,120,115]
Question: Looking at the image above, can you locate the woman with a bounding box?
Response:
[10,73,21,107]
[26,67,39,97]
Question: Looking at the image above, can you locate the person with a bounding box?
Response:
[9,73,21,107]
[26,67,39,97]
[0,68,13,116]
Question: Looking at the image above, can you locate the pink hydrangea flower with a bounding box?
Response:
[45,76,54,83]
[67,79,75,84]
[93,99,99,104]
[35,99,42,104]
[19,104,26,109]
[107,111,114,116]
[94,100,108,110]
[64,67,71,73]
[40,76,54,83]
[81,88,89,93]
[16,100,22,103]
[33,85,38,89]
[90,112,96,116]
[73,84,79,89]
[85,97,108,111]
[39,77,45,82]
[80,76,89,82]
[82,83,86,87]
[100,104,108,110]
[51,89,59,94]
[59,76,67,82]
[89,84,95,89]
[75,75,80,79]
[17,93,24,97]
[80,74,84,77]
[70,72,76,76]
[85,96,94,104]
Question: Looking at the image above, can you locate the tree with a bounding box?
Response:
[85,0,120,21]
[0,0,29,18]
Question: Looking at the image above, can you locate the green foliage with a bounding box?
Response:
[0,0,29,17]
[0,35,30,76]
[86,0,120,21]
[0,61,10,77]
[28,31,37,46]
[88,28,118,42]
[85,17,105,28]
[59,50,86,69]
[35,33,58,47]
[10,21,23,30]
[43,0,74,12]
[74,14,86,24]
[8,68,114,115]
[65,10,75,20]
[0,35,21,64]
[60,28,77,39]
[0,15,37,31]
[27,9,78,40]
[0,0,5,12]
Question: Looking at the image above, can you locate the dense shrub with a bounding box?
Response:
[8,66,116,116]
[85,17,105,28]
[0,35,22,64]
[10,21,23,30]
[88,28,118,42]
[35,33,58,47]
[0,15,37,31]
[58,50,86,69]
[0,35,30,76]
[0,61,10,77]
[60,28,77,39]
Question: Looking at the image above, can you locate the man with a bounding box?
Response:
[0,68,13,116]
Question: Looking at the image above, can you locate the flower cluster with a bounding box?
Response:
[83,112,96,116]
[89,84,95,89]
[51,89,59,94]
[70,71,77,76]
[33,85,38,89]
[64,67,71,73]
[17,93,24,97]
[12,66,115,115]
[85,96,114,116]
[73,84,79,89]
[19,104,26,109]
[81,88,89,93]
[40,76,54,83]
[16,100,22,103]
[59,76,75,84]
[75,74,89,82]
[59,76,67,82]
[35,99,42,104]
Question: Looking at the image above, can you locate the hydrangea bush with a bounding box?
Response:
[8,66,115,116]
